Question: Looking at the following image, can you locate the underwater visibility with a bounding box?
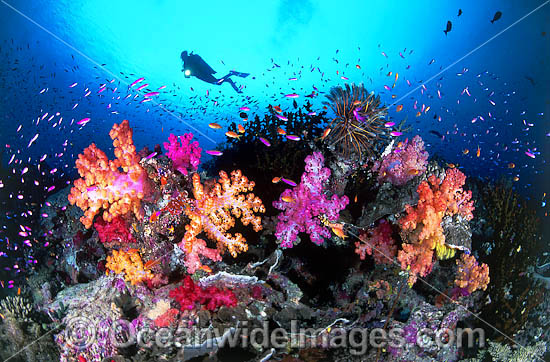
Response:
[0,0,549,361]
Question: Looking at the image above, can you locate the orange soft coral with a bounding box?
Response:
[455,253,490,294]
[180,170,265,273]
[68,120,149,228]
[398,168,474,285]
[105,249,154,285]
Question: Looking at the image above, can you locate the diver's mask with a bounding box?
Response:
[183,69,191,78]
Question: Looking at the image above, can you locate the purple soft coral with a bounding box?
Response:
[373,135,428,186]
[273,152,349,248]
[163,133,202,175]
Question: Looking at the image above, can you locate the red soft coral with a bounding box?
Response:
[153,308,179,328]
[94,216,136,245]
[355,220,397,265]
[398,168,474,286]
[169,276,237,312]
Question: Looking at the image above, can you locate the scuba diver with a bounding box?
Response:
[181,51,249,93]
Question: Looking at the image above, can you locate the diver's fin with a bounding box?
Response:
[230,70,250,78]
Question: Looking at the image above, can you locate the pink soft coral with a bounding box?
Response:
[273,152,349,248]
[169,276,237,311]
[154,308,179,328]
[373,135,429,186]
[163,133,202,175]
[355,220,397,264]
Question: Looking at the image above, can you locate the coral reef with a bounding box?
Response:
[68,120,149,228]
[273,152,349,248]
[373,135,429,186]
[454,253,490,294]
[169,275,237,311]
[105,249,154,285]
[398,168,475,285]
[181,170,265,273]
[355,219,397,264]
[94,215,136,245]
[163,133,202,175]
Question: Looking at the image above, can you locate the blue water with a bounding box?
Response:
[0,1,549,210]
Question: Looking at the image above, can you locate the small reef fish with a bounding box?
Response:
[286,135,301,141]
[259,137,271,147]
[130,77,145,87]
[237,124,245,133]
[281,178,297,187]
[277,127,286,135]
[444,21,452,35]
[239,106,250,111]
[491,11,502,23]
[396,104,403,112]
[273,105,282,113]
[390,131,403,137]
[285,93,299,98]
[384,122,396,127]
[225,131,240,139]
[281,196,295,203]
[272,177,281,184]
[77,118,90,126]
[275,114,288,121]
[206,150,223,156]
[320,128,331,141]
[328,222,347,239]
[208,123,222,129]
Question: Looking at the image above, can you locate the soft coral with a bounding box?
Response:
[169,276,237,311]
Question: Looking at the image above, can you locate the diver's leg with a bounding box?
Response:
[225,78,242,93]
[229,70,250,78]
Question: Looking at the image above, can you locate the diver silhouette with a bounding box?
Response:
[181,51,249,93]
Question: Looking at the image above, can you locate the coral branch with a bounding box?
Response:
[105,249,153,285]
[180,170,265,273]
[455,253,490,294]
[68,120,149,228]
[273,152,349,248]
[163,133,201,175]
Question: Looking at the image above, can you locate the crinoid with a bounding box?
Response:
[323,83,388,159]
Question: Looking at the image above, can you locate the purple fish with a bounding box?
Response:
[136,83,149,91]
[130,77,145,88]
[525,151,535,159]
[276,114,288,121]
[144,91,159,97]
[390,131,403,137]
[259,137,271,147]
[146,152,157,159]
[206,150,223,156]
[285,93,299,98]
[281,178,297,187]
[239,106,250,111]
[77,117,91,126]
[286,135,301,141]
[353,108,365,122]
[384,122,396,127]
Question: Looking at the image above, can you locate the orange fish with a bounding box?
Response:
[17,287,20,295]
[391,94,397,99]
[415,111,421,117]
[462,149,469,155]
[320,127,331,140]
[424,106,430,113]
[508,163,515,169]
[408,169,419,176]
[281,196,295,203]
[513,176,520,182]
[226,131,240,139]
[208,122,222,129]
[353,100,362,106]
[476,146,480,158]
[354,194,358,203]
[356,64,361,69]
[161,176,167,186]
[200,265,212,273]
[149,212,159,223]
[237,124,245,134]
[328,223,347,239]
[144,258,161,269]
[395,72,399,82]
[277,127,286,135]
[272,177,281,183]
[273,105,282,113]
[447,163,456,169]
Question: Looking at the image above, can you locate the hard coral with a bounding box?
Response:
[455,253,489,294]
[273,152,349,248]
[398,168,474,285]
[373,135,429,186]
[105,249,153,285]
[94,216,136,245]
[68,120,149,228]
[163,133,201,175]
[169,276,237,311]
[181,170,265,273]
[355,220,397,264]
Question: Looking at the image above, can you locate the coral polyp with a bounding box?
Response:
[323,83,388,159]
